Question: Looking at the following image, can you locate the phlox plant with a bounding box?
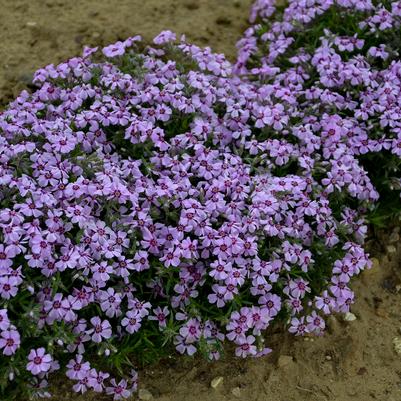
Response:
[236,0,401,225]
[0,8,391,400]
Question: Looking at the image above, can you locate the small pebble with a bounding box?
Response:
[210,376,224,389]
[375,308,388,318]
[386,245,397,254]
[393,337,401,355]
[344,312,357,322]
[277,355,294,368]
[138,389,153,400]
[231,387,241,398]
[26,21,37,27]
[325,355,332,361]
[389,232,400,243]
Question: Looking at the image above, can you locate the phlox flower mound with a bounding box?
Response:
[236,0,401,223]
[0,29,373,399]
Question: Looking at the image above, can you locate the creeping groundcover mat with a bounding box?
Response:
[0,1,400,399]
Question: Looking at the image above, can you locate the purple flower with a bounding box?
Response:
[0,329,20,355]
[106,379,132,400]
[66,355,91,380]
[288,317,309,336]
[306,311,325,335]
[121,311,142,334]
[88,317,112,343]
[153,30,177,45]
[0,309,10,331]
[102,41,126,58]
[235,335,257,358]
[258,293,281,317]
[88,368,110,393]
[26,348,52,375]
[0,245,15,268]
[315,291,334,314]
[148,306,169,328]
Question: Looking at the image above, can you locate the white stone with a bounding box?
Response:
[231,387,241,398]
[210,376,224,389]
[344,312,357,322]
[387,245,397,254]
[393,337,401,355]
[138,389,153,400]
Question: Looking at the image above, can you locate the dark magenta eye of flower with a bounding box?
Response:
[0,252,6,260]
[115,386,123,394]
[33,356,42,365]
[6,339,14,347]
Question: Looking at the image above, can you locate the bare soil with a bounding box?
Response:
[0,0,252,104]
[0,1,400,400]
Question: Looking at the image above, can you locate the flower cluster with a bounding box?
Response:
[236,0,401,219]
[0,0,399,397]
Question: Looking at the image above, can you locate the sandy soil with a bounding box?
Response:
[0,0,252,104]
[0,1,400,401]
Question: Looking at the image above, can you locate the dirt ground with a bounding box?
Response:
[0,0,252,104]
[0,1,400,401]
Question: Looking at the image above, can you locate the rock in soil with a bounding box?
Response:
[210,376,224,389]
[138,389,154,400]
[277,355,294,368]
[344,312,357,322]
[231,387,241,398]
[393,337,401,355]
